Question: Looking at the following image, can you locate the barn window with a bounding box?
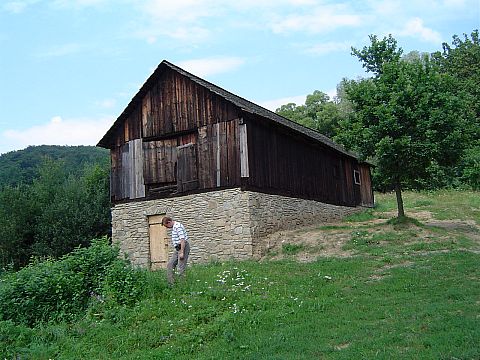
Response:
[353,170,361,185]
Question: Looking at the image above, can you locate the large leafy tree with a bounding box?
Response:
[337,35,472,218]
[276,90,343,138]
[433,30,480,189]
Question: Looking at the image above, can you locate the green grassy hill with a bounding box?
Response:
[1,190,479,359]
[0,145,109,188]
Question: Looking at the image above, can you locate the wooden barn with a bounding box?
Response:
[97,60,374,268]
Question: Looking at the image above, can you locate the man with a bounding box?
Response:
[162,216,190,285]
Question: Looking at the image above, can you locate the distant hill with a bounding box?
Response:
[0,145,109,188]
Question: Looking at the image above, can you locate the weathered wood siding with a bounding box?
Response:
[359,164,374,207]
[111,118,242,200]
[105,66,373,207]
[244,116,359,206]
[110,139,145,201]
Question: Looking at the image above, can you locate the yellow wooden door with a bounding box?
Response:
[148,215,169,270]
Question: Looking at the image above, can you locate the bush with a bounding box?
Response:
[460,145,480,190]
[101,260,145,306]
[0,238,145,326]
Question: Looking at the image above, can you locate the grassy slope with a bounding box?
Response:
[2,190,479,359]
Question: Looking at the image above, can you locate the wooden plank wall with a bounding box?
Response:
[177,143,199,192]
[109,69,237,148]
[186,119,241,191]
[140,70,238,139]
[359,164,374,207]
[342,159,355,206]
[245,117,357,206]
[110,140,145,201]
[109,118,242,199]
[106,68,372,204]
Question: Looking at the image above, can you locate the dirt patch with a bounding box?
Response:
[262,225,355,261]
[260,210,480,262]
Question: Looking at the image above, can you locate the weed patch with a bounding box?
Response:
[282,243,305,255]
[344,209,376,222]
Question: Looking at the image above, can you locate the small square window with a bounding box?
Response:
[353,170,361,185]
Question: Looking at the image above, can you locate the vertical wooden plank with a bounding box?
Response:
[134,139,145,198]
[129,139,135,198]
[142,92,151,138]
[166,138,178,183]
[240,123,249,178]
[158,140,165,183]
[176,143,198,192]
[220,122,228,186]
[213,123,220,187]
[197,125,209,188]
[233,119,241,185]
[110,148,118,201]
[226,120,235,186]
[145,141,153,185]
[121,142,130,199]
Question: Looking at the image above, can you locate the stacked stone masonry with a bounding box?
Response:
[111,188,362,268]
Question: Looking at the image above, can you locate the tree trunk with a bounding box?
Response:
[394,181,405,218]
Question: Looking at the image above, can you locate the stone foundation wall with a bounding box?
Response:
[111,188,252,267]
[245,192,361,257]
[111,188,362,268]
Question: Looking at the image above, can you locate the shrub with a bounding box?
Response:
[101,260,145,306]
[0,237,145,326]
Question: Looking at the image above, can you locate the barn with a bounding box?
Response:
[97,60,374,269]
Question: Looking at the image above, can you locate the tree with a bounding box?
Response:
[433,30,479,119]
[0,185,37,269]
[33,161,111,258]
[0,157,111,270]
[351,34,403,75]
[433,30,480,186]
[276,90,343,138]
[337,35,472,218]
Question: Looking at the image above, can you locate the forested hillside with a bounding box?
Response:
[0,145,109,189]
[0,145,111,270]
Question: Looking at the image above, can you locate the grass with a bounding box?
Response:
[282,243,305,255]
[1,190,479,359]
[374,189,480,224]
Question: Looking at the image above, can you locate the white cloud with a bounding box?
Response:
[140,0,218,22]
[3,0,42,13]
[443,0,466,6]
[0,116,114,154]
[51,0,109,8]
[3,0,107,13]
[177,57,246,77]
[133,0,217,43]
[269,5,362,34]
[400,17,442,43]
[3,1,29,13]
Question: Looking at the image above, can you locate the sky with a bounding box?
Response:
[0,0,478,155]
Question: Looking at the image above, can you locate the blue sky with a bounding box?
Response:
[0,0,478,155]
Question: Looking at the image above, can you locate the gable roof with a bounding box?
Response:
[97,60,359,159]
